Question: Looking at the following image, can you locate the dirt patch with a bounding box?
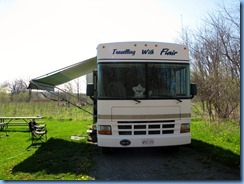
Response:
[90,146,240,181]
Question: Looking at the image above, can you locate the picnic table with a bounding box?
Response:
[0,116,47,142]
[0,116,42,129]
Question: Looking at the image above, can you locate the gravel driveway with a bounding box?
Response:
[90,146,240,181]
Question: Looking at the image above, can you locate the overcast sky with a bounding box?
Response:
[0,0,238,92]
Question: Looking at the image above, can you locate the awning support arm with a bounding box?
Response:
[30,81,93,116]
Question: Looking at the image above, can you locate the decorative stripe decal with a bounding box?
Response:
[98,113,191,120]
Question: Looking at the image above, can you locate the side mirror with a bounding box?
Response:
[86,83,94,97]
[190,83,197,99]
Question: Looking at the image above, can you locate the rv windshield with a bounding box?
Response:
[98,62,190,99]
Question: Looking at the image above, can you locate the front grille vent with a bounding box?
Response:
[117,120,175,135]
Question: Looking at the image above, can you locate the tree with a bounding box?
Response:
[6,79,29,102]
[0,83,10,103]
[180,1,240,121]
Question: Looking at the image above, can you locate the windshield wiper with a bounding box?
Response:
[176,98,182,103]
[166,95,182,103]
[133,99,141,104]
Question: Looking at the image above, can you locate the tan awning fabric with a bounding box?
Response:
[28,57,97,90]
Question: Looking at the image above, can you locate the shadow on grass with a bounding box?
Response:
[189,139,240,168]
[12,138,96,175]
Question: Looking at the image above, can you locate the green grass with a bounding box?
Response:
[0,119,96,180]
[190,119,240,168]
[0,101,92,121]
[190,102,240,167]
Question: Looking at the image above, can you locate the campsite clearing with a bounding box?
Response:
[0,118,240,180]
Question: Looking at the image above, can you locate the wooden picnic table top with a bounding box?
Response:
[0,116,42,119]
[0,116,42,123]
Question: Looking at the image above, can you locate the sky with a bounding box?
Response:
[0,0,239,93]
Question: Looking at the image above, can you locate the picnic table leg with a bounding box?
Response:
[0,123,9,137]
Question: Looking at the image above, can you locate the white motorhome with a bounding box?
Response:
[86,42,197,152]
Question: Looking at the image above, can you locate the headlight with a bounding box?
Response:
[180,123,190,133]
[98,125,112,135]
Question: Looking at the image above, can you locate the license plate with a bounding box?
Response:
[142,139,154,145]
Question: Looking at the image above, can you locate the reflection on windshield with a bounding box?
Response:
[98,62,190,99]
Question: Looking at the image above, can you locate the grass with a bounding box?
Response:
[0,101,92,121]
[191,119,240,155]
[190,119,240,168]
[0,101,240,179]
[0,119,96,180]
[190,102,240,168]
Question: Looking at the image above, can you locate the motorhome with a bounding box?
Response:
[86,42,197,152]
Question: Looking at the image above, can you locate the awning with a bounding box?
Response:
[28,57,97,90]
